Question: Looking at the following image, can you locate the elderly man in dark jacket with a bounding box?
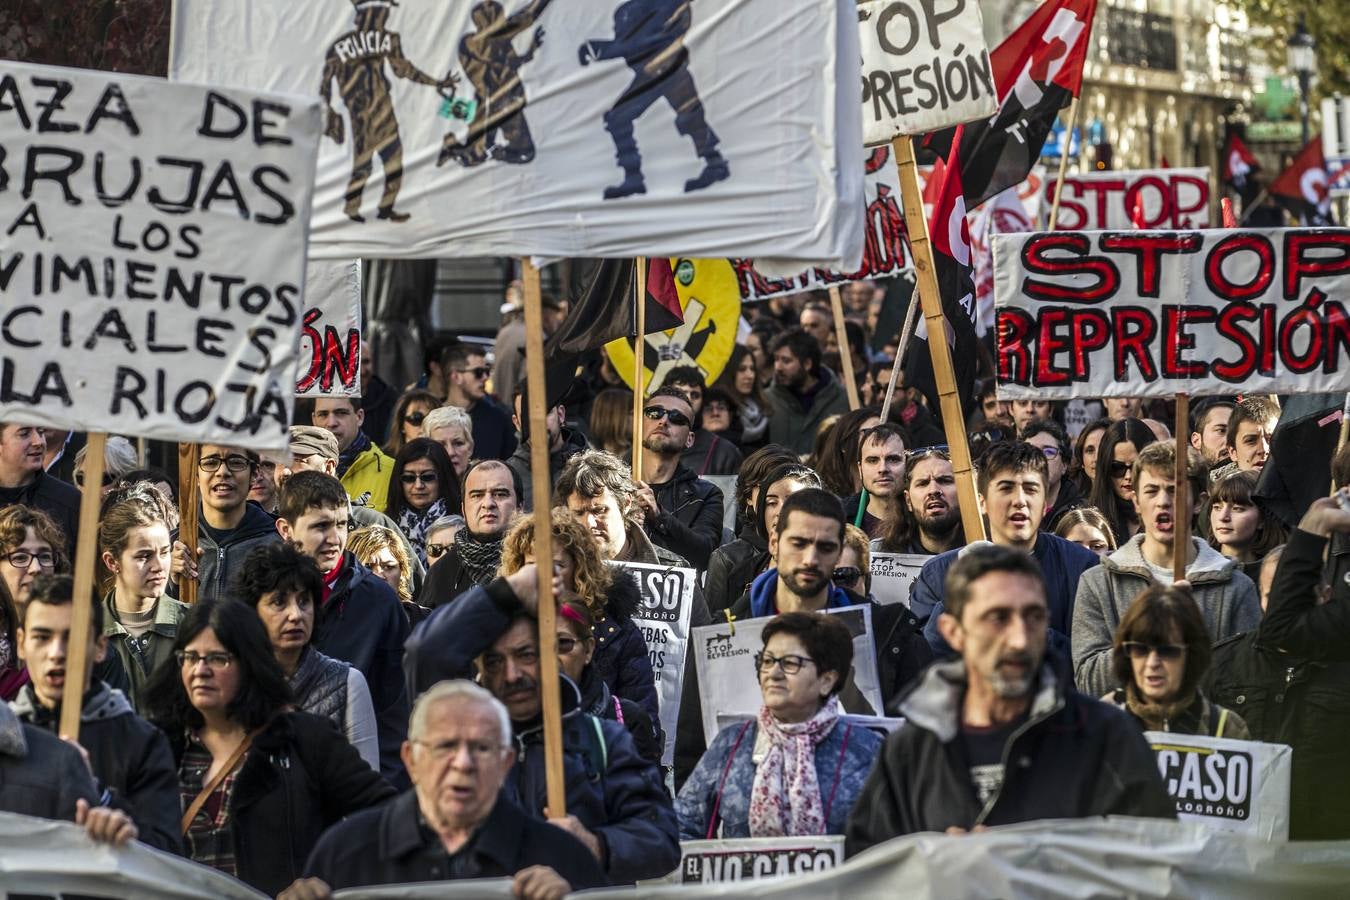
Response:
[634,387,724,568]
[404,564,680,885]
[846,546,1173,853]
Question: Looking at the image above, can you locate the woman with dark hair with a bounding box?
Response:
[384,388,440,456]
[1106,584,1249,739]
[234,544,379,770]
[705,447,799,614]
[143,598,393,896]
[1070,417,1111,496]
[813,407,881,498]
[0,578,23,700]
[1207,469,1287,583]
[589,387,635,458]
[676,612,883,838]
[384,437,460,565]
[714,345,768,448]
[1087,418,1155,545]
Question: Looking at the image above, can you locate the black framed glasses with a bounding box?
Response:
[199,454,254,473]
[3,550,55,569]
[455,366,491,380]
[176,650,235,669]
[831,566,863,588]
[401,472,439,484]
[1038,446,1061,459]
[1122,642,1186,661]
[403,411,427,427]
[644,406,692,428]
[427,542,451,560]
[754,651,816,675]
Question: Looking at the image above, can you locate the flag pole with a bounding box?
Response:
[177,442,200,604]
[1237,188,1270,226]
[520,259,566,818]
[1334,392,1350,493]
[631,260,647,482]
[1048,96,1080,230]
[891,135,986,544]
[1173,394,1190,583]
[829,286,860,410]
[59,432,108,741]
[879,279,921,423]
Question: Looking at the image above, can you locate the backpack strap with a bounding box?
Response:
[1215,706,1230,739]
[705,719,754,840]
[699,435,720,476]
[589,715,608,772]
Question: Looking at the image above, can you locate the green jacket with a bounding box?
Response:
[102,593,188,714]
[342,444,395,512]
[765,368,851,455]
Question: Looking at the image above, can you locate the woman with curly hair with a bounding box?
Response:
[499,508,658,725]
[346,525,427,625]
[0,505,68,612]
[384,388,440,457]
[384,438,460,566]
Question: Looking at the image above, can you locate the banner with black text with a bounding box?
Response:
[1146,732,1292,841]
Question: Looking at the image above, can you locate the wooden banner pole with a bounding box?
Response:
[177,442,200,604]
[879,279,921,423]
[1173,394,1190,583]
[631,260,648,482]
[891,135,986,544]
[521,259,566,818]
[1048,96,1081,231]
[828,286,861,410]
[59,432,108,742]
[1334,393,1350,493]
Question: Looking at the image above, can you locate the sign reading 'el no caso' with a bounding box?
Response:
[993,228,1350,399]
[858,0,997,145]
[0,61,320,450]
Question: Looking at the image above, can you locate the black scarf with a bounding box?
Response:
[336,429,372,479]
[454,528,504,585]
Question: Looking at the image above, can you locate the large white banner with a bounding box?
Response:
[612,561,695,767]
[858,0,996,144]
[1145,732,1292,841]
[1041,168,1211,231]
[171,0,864,268]
[298,261,362,397]
[0,62,319,451]
[692,606,883,745]
[993,228,1350,399]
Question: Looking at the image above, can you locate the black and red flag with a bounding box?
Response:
[547,258,683,356]
[1269,137,1337,226]
[924,0,1098,210]
[1221,131,1260,193]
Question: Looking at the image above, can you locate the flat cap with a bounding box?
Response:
[289,426,340,461]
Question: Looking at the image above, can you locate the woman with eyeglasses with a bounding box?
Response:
[384,389,440,457]
[346,525,428,625]
[834,524,871,600]
[1087,418,1155,545]
[1106,584,1249,739]
[676,612,883,839]
[143,598,394,897]
[420,405,474,478]
[97,483,189,713]
[0,505,67,612]
[384,438,460,566]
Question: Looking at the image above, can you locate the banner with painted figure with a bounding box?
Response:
[653,836,845,885]
[857,0,997,144]
[1145,732,1293,841]
[298,261,362,397]
[692,606,883,745]
[171,0,864,268]
[611,561,695,766]
[1041,168,1211,231]
[869,552,930,607]
[993,228,1350,399]
[0,61,319,451]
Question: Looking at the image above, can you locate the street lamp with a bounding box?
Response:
[1287,16,1317,147]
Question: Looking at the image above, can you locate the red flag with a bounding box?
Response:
[1222,132,1260,191]
[1270,138,1335,225]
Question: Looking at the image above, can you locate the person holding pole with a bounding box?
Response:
[632,387,724,569]
[1072,441,1262,699]
[176,445,281,602]
[12,573,182,853]
[402,542,680,885]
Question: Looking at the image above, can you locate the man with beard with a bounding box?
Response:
[507,389,589,511]
[843,425,906,539]
[915,443,1100,653]
[874,447,963,558]
[633,388,723,569]
[418,460,521,607]
[764,330,850,456]
[845,545,1173,850]
[1189,399,1234,467]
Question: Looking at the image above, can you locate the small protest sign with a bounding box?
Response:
[668,836,845,885]
[993,228,1350,399]
[870,552,931,607]
[858,0,997,144]
[1146,732,1292,840]
[611,561,695,766]
[297,261,362,397]
[0,61,319,451]
[693,606,883,745]
[1041,168,1211,231]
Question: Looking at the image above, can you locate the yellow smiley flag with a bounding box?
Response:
[605,258,742,396]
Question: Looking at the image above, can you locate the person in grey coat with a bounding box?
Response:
[1072,442,1261,698]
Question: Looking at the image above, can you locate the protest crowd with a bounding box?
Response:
[3,0,1350,898]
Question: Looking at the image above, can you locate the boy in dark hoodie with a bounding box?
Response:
[178,444,281,601]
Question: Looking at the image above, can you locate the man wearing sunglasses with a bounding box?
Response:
[177,443,281,602]
[443,342,517,462]
[633,388,723,569]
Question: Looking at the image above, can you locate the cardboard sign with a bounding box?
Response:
[297,261,362,397]
[1146,732,1292,841]
[858,0,997,144]
[703,474,738,534]
[171,0,864,269]
[993,228,1350,399]
[692,606,883,745]
[870,552,931,607]
[0,62,319,450]
[669,836,845,885]
[1042,168,1211,231]
[611,561,695,767]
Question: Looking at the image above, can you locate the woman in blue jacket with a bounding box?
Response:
[676,612,882,839]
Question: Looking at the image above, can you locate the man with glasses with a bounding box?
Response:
[180,444,280,602]
[843,424,907,539]
[0,422,79,557]
[443,343,516,461]
[1019,419,1083,531]
[634,387,723,568]
[846,546,1172,851]
[404,556,679,884]
[313,397,394,512]
[419,460,521,608]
